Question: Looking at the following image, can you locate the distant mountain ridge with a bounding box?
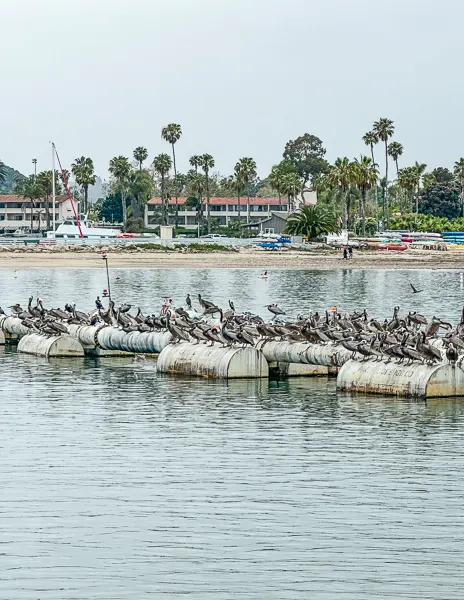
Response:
[0,164,25,193]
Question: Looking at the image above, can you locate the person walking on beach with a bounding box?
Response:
[343,247,348,260]
[348,246,353,259]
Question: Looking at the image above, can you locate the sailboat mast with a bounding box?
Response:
[51,142,56,234]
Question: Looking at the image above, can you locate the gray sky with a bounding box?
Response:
[1,0,463,180]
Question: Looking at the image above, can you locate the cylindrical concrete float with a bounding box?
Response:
[157,342,269,379]
[18,334,84,357]
[257,341,352,368]
[97,327,172,354]
[0,315,31,343]
[337,359,464,398]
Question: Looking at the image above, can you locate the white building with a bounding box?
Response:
[145,197,292,230]
[0,195,77,231]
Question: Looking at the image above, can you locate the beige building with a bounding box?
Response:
[0,195,72,231]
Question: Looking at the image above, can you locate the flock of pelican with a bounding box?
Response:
[0,296,462,365]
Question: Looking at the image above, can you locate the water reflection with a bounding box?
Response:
[1,269,464,598]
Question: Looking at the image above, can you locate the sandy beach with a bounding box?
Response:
[0,247,463,269]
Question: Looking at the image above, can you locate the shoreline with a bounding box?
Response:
[0,249,463,269]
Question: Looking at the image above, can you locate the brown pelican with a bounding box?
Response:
[266,304,286,318]
[446,343,459,365]
[119,303,132,314]
[408,311,428,326]
[229,300,235,312]
[166,313,190,343]
[409,283,423,294]
[198,294,215,310]
[416,332,441,364]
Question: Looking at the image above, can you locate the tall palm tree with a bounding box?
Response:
[282,172,301,212]
[133,147,148,171]
[362,131,378,165]
[350,156,378,236]
[397,167,418,214]
[268,166,286,206]
[198,154,215,232]
[373,118,394,225]
[235,157,257,224]
[232,174,245,221]
[189,155,202,173]
[109,156,131,223]
[22,177,44,232]
[326,157,352,228]
[162,124,182,224]
[36,170,61,229]
[454,158,464,218]
[153,153,172,225]
[189,173,206,229]
[387,142,404,175]
[71,156,96,215]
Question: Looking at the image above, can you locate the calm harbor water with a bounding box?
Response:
[1,267,464,599]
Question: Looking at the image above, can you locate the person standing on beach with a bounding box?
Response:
[348,246,353,259]
[343,247,348,260]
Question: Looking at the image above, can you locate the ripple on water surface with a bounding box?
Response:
[0,268,464,599]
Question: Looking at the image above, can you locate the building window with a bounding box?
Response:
[13,215,23,221]
[186,216,197,225]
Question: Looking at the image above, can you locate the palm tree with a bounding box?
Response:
[162,124,182,225]
[268,166,286,206]
[189,173,206,229]
[198,154,215,233]
[387,142,404,175]
[22,177,44,232]
[189,155,202,173]
[0,160,7,189]
[282,172,301,212]
[36,170,61,229]
[234,158,257,224]
[232,174,245,221]
[71,156,96,215]
[454,158,464,218]
[285,204,340,240]
[362,131,378,165]
[350,156,378,236]
[397,167,418,214]
[109,156,131,223]
[153,153,172,225]
[326,157,352,228]
[133,147,148,170]
[373,118,394,225]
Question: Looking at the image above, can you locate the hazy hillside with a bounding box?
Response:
[0,164,25,193]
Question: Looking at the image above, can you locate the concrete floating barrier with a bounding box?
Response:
[257,341,352,367]
[97,327,172,354]
[157,342,269,379]
[17,333,85,357]
[0,315,31,343]
[337,359,464,398]
[65,324,172,356]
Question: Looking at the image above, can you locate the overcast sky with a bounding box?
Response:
[1,0,463,179]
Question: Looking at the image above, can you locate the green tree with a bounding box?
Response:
[397,167,417,213]
[71,156,96,214]
[109,156,131,223]
[454,158,464,218]
[419,182,461,219]
[127,169,153,219]
[362,131,378,164]
[235,157,257,223]
[268,160,295,205]
[36,170,62,229]
[373,118,394,224]
[162,124,182,223]
[189,155,202,173]
[198,154,215,233]
[97,194,123,222]
[283,133,327,187]
[326,157,352,228]
[285,204,340,239]
[22,177,44,231]
[188,174,206,220]
[282,172,302,211]
[153,153,172,225]
[133,147,148,170]
[432,167,453,183]
[387,141,403,175]
[350,156,378,236]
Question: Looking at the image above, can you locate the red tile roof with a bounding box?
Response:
[147,197,286,206]
[0,195,68,204]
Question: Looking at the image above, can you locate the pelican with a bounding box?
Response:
[266,304,286,318]
[409,283,423,294]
